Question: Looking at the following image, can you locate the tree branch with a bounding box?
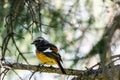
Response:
[1,62,120,79]
[1,62,81,76]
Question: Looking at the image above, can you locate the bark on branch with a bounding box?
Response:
[1,62,120,79]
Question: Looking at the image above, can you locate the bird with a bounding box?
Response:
[32,37,66,74]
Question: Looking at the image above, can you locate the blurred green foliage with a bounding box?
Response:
[0,0,116,80]
[0,0,109,66]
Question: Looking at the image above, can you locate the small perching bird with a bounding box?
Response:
[32,37,66,74]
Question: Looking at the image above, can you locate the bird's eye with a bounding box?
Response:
[35,40,41,42]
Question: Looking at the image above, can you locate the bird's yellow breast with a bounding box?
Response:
[36,52,57,65]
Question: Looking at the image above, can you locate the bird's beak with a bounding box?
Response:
[31,41,34,44]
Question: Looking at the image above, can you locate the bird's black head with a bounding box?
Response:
[31,37,45,45]
[32,37,50,51]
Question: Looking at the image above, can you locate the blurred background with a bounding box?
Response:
[0,0,120,80]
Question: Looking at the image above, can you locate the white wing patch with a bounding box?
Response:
[43,48,52,52]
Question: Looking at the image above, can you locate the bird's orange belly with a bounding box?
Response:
[36,52,57,65]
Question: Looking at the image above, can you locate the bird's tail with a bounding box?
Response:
[57,61,66,74]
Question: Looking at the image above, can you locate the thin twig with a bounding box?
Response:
[29,71,37,80]
[11,36,29,64]
[1,69,9,80]
[12,69,24,80]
